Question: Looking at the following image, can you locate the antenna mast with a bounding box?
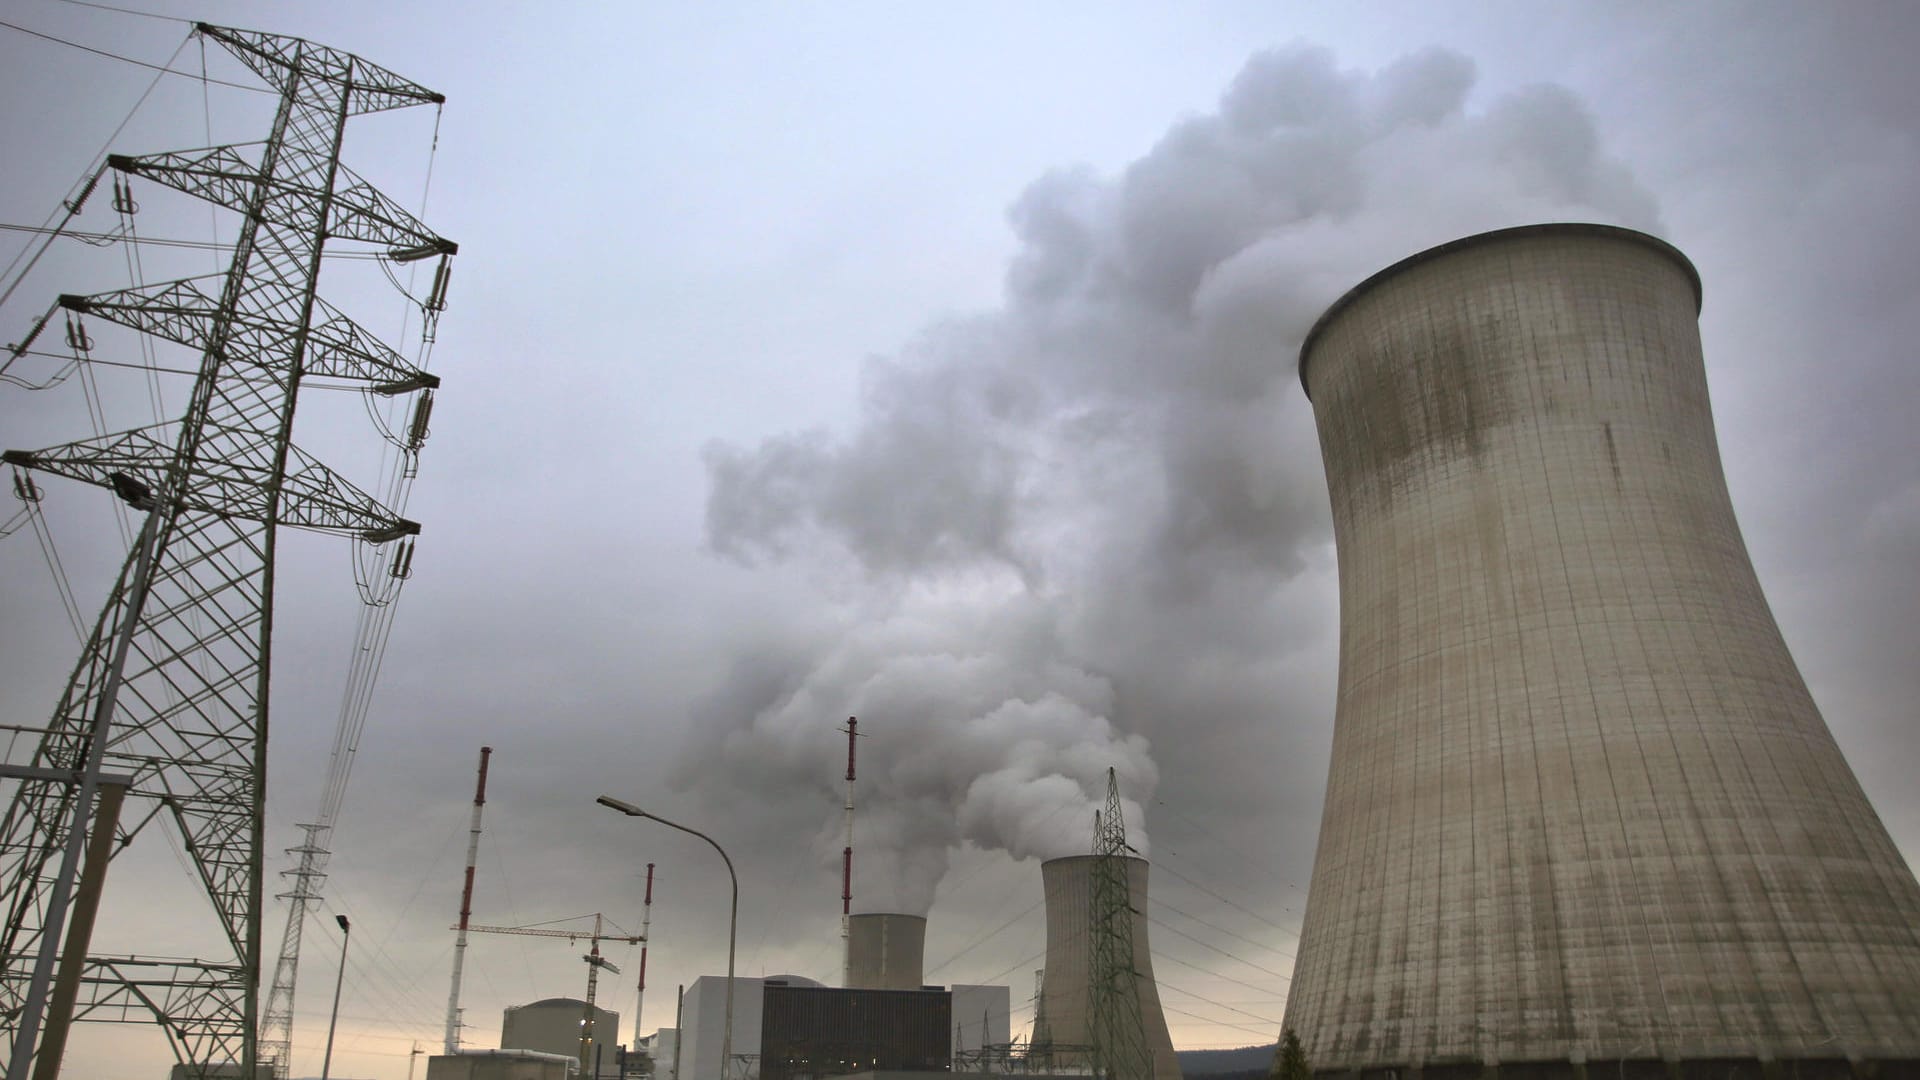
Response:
[633,862,654,1052]
[444,746,493,1054]
[839,717,858,985]
[0,23,452,1078]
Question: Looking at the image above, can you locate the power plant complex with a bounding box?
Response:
[431,222,1920,1080]
[0,13,1910,1073]
[662,852,1182,1080]
[1283,224,1920,1078]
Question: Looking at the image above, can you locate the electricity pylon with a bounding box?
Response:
[1088,768,1152,1080]
[0,23,453,1078]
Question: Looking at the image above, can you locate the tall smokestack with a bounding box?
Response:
[1037,855,1180,1080]
[844,913,926,990]
[443,745,491,1055]
[1286,223,1920,1073]
[840,717,859,986]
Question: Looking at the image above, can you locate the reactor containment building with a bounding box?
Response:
[1283,224,1920,1078]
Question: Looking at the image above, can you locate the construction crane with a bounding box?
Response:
[461,914,643,1076]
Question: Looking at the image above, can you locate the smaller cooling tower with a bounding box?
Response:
[846,913,927,989]
[1038,856,1181,1080]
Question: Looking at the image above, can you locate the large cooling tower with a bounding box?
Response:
[1286,223,1920,1077]
[846,913,926,990]
[1038,855,1182,1080]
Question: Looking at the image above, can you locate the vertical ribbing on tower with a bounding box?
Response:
[1286,223,1920,1072]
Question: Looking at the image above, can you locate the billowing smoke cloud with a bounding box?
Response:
[690,44,1659,914]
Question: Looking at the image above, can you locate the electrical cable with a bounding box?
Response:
[1151,853,1303,937]
[1153,796,1307,898]
[318,896,451,1026]
[0,110,143,311]
[1145,914,1292,982]
[1154,976,1280,1028]
[0,27,195,323]
[1151,946,1287,1002]
[22,496,87,641]
[0,18,271,93]
[1155,1000,1276,1041]
[1151,895,1296,963]
[924,896,1044,977]
[42,0,192,23]
[117,191,169,442]
[0,505,31,539]
[73,340,135,548]
[197,30,220,273]
[967,948,1046,997]
[0,350,78,390]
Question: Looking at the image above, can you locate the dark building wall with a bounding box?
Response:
[760,985,952,1080]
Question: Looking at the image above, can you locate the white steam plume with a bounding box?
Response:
[689,43,1659,916]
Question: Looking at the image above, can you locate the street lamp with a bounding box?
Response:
[596,796,737,1080]
[321,913,351,1080]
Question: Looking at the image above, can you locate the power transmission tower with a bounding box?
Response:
[0,23,452,1078]
[1088,768,1152,1080]
[1027,968,1051,1069]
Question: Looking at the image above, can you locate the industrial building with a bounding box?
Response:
[1285,223,1920,1077]
[1034,856,1180,1080]
[500,997,622,1079]
[676,975,1015,1080]
[424,1048,576,1080]
[678,975,799,1080]
[761,983,951,1080]
[645,1029,681,1080]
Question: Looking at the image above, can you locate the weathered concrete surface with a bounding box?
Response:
[846,913,927,990]
[1039,855,1183,1080]
[1285,225,1920,1071]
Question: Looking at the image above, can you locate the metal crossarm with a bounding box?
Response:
[0,21,452,1079]
[3,435,418,538]
[58,281,438,388]
[194,24,445,115]
[109,151,455,256]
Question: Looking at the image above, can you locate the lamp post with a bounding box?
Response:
[320,913,351,1080]
[596,796,737,1080]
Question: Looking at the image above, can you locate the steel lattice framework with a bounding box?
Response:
[1087,769,1151,1080]
[0,23,452,1078]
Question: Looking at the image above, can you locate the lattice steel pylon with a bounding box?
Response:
[0,23,453,1078]
[1087,769,1151,1080]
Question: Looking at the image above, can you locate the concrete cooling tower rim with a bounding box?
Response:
[1295,222,1704,399]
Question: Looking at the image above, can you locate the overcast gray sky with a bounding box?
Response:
[2,3,1918,1078]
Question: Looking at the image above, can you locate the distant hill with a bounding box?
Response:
[1176,1043,1275,1077]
